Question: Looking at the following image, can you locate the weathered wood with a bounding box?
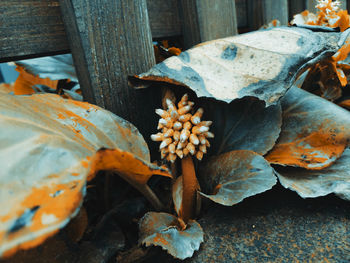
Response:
[306,0,347,13]
[236,0,248,28]
[0,0,181,62]
[147,0,181,38]
[247,0,264,30]
[179,0,238,49]
[59,0,156,130]
[289,0,305,20]
[263,0,289,25]
[0,1,69,62]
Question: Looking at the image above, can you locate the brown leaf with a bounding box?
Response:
[0,93,169,258]
[199,150,277,206]
[139,212,203,260]
[265,86,350,169]
[132,27,348,106]
[276,148,350,200]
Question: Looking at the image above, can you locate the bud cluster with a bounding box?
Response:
[151,94,214,162]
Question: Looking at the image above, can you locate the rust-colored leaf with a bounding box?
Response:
[199,150,277,206]
[276,148,350,200]
[139,212,203,260]
[132,27,349,106]
[265,86,350,169]
[0,92,169,258]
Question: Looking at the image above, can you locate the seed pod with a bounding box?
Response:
[199,144,207,153]
[150,133,163,141]
[178,94,188,108]
[192,125,209,134]
[183,147,189,156]
[186,143,196,155]
[164,129,174,138]
[173,121,182,130]
[178,105,192,115]
[166,98,176,111]
[183,121,192,130]
[176,149,184,159]
[177,141,186,150]
[203,131,215,138]
[170,109,179,120]
[191,108,204,124]
[168,153,177,163]
[155,108,169,118]
[179,113,192,122]
[180,129,190,143]
[199,121,212,127]
[196,151,204,161]
[198,135,206,145]
[168,143,176,154]
[173,130,181,141]
[190,134,199,145]
[160,138,172,150]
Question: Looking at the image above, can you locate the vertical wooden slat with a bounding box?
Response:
[179,0,238,49]
[263,0,289,25]
[289,0,305,20]
[247,0,264,30]
[59,0,156,131]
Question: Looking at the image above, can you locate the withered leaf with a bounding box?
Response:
[0,93,170,258]
[132,27,349,106]
[200,97,282,156]
[265,86,350,170]
[16,54,77,82]
[139,212,203,260]
[199,150,277,206]
[276,148,350,201]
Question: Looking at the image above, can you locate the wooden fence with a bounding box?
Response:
[1,0,349,129]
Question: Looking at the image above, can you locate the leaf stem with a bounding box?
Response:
[133,183,164,211]
[180,155,198,223]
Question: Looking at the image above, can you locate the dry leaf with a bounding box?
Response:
[139,212,203,260]
[199,150,277,206]
[265,86,350,169]
[276,148,350,200]
[132,27,348,106]
[0,92,170,258]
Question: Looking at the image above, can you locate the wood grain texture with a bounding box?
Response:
[59,0,156,131]
[289,0,305,21]
[179,0,238,49]
[247,0,264,30]
[236,0,248,28]
[263,0,289,25]
[0,0,181,62]
[0,1,69,62]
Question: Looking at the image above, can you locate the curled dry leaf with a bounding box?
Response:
[139,212,203,260]
[201,97,282,156]
[0,93,170,258]
[16,54,78,82]
[276,148,350,201]
[132,27,348,106]
[199,150,277,206]
[265,86,350,170]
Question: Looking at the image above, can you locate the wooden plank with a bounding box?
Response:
[289,0,305,20]
[59,0,156,130]
[247,0,264,31]
[147,0,181,38]
[263,0,289,25]
[0,1,69,62]
[235,0,248,28]
[179,0,238,49]
[0,0,182,62]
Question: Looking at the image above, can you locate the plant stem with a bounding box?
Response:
[133,183,164,211]
[180,155,198,223]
